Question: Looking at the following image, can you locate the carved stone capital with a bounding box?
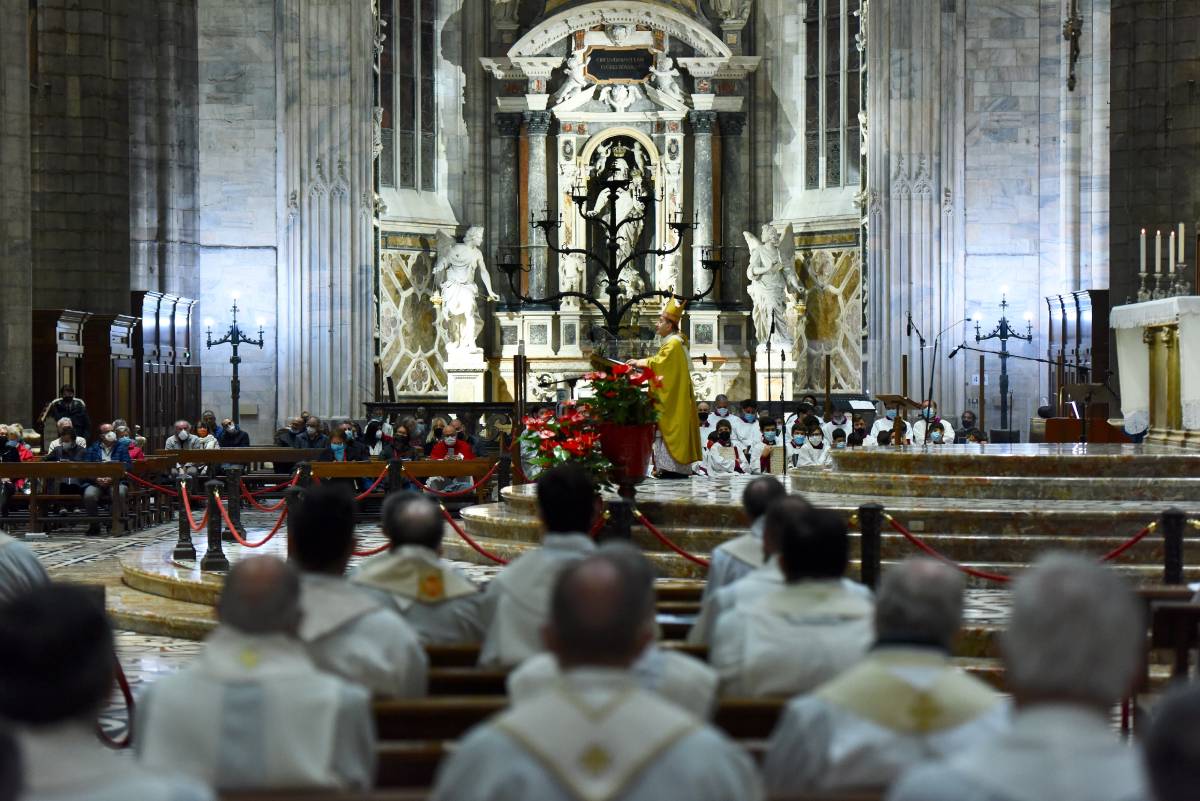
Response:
[719,112,746,136]
[691,110,718,135]
[495,112,524,138]
[524,110,553,137]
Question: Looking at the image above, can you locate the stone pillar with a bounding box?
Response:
[691,111,718,305]
[524,110,552,303]
[493,113,523,303]
[720,112,748,304]
[277,0,378,421]
[0,0,32,422]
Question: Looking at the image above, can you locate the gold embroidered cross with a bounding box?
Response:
[908,692,941,734]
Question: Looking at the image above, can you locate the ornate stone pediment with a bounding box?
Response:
[510,1,730,58]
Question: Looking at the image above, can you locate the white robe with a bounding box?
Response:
[298,572,428,697]
[698,419,717,447]
[0,532,49,603]
[431,668,763,801]
[17,722,213,801]
[702,519,766,599]
[729,416,760,450]
[763,646,1010,794]
[912,418,956,445]
[351,544,487,645]
[822,416,852,441]
[710,579,875,697]
[869,418,911,446]
[508,645,719,720]
[886,704,1149,801]
[478,532,596,666]
[701,441,748,475]
[136,628,376,790]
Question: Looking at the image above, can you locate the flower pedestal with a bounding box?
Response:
[597,422,655,500]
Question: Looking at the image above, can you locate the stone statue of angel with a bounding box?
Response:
[553,51,590,104]
[650,53,684,100]
[744,223,802,347]
[655,251,681,294]
[433,226,499,354]
[559,252,586,308]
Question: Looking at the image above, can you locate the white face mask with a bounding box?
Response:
[375,430,384,441]
[307,426,318,436]
[103,431,116,443]
[444,435,457,446]
[177,430,189,441]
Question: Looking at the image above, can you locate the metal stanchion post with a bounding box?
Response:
[858,503,884,590]
[173,481,196,560]
[200,479,229,571]
[1162,508,1185,585]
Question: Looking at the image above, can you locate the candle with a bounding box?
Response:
[1169,231,1176,274]
[1156,230,1162,274]
[1140,228,1147,274]
[1180,222,1186,265]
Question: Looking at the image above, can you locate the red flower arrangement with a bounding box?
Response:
[583,362,662,426]
[519,403,613,486]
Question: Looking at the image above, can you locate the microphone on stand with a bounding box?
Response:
[907,312,913,337]
[948,344,964,360]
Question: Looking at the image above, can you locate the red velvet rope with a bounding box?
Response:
[96,655,135,750]
[588,512,608,539]
[634,509,711,568]
[408,461,501,498]
[352,540,391,558]
[244,474,298,497]
[439,503,509,565]
[1098,521,1157,562]
[353,467,391,501]
[179,488,209,532]
[240,482,288,512]
[214,492,287,548]
[125,471,179,496]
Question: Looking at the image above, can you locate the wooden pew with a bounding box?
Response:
[398,459,500,505]
[150,447,324,471]
[0,462,126,535]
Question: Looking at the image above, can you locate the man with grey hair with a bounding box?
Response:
[137,557,376,790]
[432,549,762,801]
[507,544,719,719]
[353,493,486,644]
[888,553,1148,801]
[763,558,1007,794]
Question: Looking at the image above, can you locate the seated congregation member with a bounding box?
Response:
[429,418,476,493]
[764,558,1007,795]
[42,418,89,502]
[0,424,35,519]
[745,417,782,474]
[912,401,955,445]
[199,410,223,440]
[389,418,423,460]
[0,531,48,603]
[81,422,132,536]
[730,398,761,449]
[294,416,330,450]
[710,503,873,697]
[424,415,451,456]
[276,416,303,449]
[790,423,831,468]
[292,484,427,697]
[114,424,144,460]
[478,463,598,666]
[701,419,749,475]
[353,493,486,645]
[966,428,988,444]
[138,556,376,790]
[363,419,394,460]
[0,584,212,801]
[216,417,249,448]
[317,427,369,463]
[704,475,787,597]
[191,424,220,450]
[165,420,206,479]
[1144,683,1200,801]
[433,550,762,801]
[956,409,979,443]
[697,400,716,445]
[870,405,911,445]
[887,554,1147,801]
[508,544,719,720]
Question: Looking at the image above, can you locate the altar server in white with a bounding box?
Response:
[508,543,718,719]
[870,407,912,445]
[138,557,376,790]
[764,558,1008,795]
[710,502,873,697]
[0,531,49,603]
[704,476,788,597]
[0,584,213,801]
[432,548,762,801]
[291,483,427,696]
[479,463,599,666]
[353,492,486,645]
[887,554,1148,801]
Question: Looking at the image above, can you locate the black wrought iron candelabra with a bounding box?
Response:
[205,300,265,426]
[975,293,1032,430]
[497,145,719,342]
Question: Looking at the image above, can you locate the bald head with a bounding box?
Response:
[546,546,656,669]
[381,493,444,550]
[218,556,302,636]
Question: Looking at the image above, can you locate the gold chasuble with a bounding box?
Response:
[647,331,703,465]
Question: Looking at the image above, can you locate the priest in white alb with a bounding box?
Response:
[431,546,762,801]
[710,502,874,697]
[137,557,376,791]
[291,484,427,697]
[703,476,788,597]
[764,558,1008,794]
[353,493,486,644]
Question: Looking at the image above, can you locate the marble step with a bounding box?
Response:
[789,470,1200,502]
[830,445,1200,480]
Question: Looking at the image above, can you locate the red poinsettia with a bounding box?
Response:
[518,402,613,487]
[585,363,660,426]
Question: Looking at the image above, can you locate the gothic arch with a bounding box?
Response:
[578,126,661,169]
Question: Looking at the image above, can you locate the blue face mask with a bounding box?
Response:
[885,410,897,420]
[742,412,756,423]
[763,431,777,444]
[834,441,846,449]
[931,432,944,443]
[792,434,806,446]
[118,436,132,447]
[922,408,935,420]
[4,439,17,448]
[331,443,345,457]
[715,407,729,417]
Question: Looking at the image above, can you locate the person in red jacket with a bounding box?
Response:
[428,419,475,492]
[1,424,36,518]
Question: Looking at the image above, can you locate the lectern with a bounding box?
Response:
[874,395,921,446]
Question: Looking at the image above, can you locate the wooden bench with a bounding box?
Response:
[397,459,500,505]
[151,447,324,473]
[0,462,126,536]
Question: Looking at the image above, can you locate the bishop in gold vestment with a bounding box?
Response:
[631,299,703,475]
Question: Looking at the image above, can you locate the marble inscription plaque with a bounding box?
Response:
[585,47,654,84]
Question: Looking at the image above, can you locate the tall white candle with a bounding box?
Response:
[1156,230,1162,274]
[1140,228,1147,273]
[1169,231,1176,274]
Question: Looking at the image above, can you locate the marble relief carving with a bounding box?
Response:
[379,250,447,394]
[794,247,863,392]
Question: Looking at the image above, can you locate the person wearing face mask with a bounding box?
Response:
[784,401,818,436]
[713,394,733,422]
[956,410,978,443]
[831,429,848,450]
[428,419,477,493]
[80,423,132,536]
[424,416,450,456]
[0,424,35,520]
[701,420,746,475]
[199,410,224,440]
[43,418,91,514]
[785,423,809,468]
[912,401,955,446]
[822,406,852,442]
[791,426,831,468]
[746,418,782,475]
[318,428,370,464]
[42,384,90,442]
[276,416,304,448]
[294,416,330,450]
[191,425,221,450]
[729,399,762,450]
[114,425,145,460]
[364,420,395,461]
[165,420,209,479]
[869,403,912,446]
[697,401,716,446]
[217,419,250,448]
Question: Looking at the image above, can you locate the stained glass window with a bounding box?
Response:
[803,0,861,190]
[389,0,436,190]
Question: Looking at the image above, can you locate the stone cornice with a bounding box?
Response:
[509,1,730,58]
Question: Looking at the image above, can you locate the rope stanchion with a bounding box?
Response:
[409,461,501,498]
[179,487,209,532]
[885,514,1012,583]
[96,656,135,750]
[241,482,287,513]
[353,540,391,558]
[213,492,286,548]
[244,474,299,498]
[125,471,179,497]
[353,467,391,501]
[634,508,710,568]
[439,503,509,565]
[1099,521,1157,563]
[589,510,610,539]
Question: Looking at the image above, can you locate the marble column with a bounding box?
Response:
[691,110,717,305]
[493,112,523,303]
[0,0,31,422]
[277,0,377,421]
[720,112,748,304]
[524,110,552,304]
